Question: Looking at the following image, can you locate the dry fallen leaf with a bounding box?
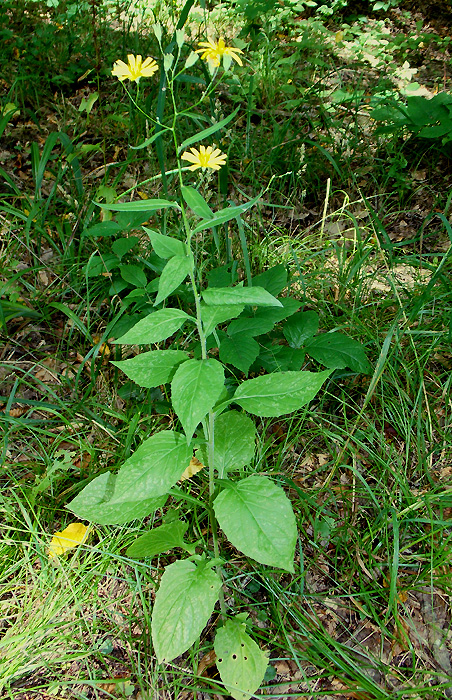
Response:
[179,456,206,482]
[48,522,89,559]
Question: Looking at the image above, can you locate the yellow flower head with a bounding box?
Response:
[181,145,227,171]
[196,37,243,68]
[112,54,158,82]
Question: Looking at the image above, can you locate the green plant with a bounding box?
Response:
[372,92,452,145]
[62,26,359,698]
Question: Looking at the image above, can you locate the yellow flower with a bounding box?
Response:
[48,522,89,559]
[111,54,158,82]
[181,145,227,171]
[196,37,243,68]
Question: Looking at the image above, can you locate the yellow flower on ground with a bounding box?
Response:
[196,37,243,67]
[181,145,227,171]
[111,54,158,82]
[48,522,88,559]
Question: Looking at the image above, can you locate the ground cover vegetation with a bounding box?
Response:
[1,0,452,697]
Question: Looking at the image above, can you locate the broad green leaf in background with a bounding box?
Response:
[251,263,288,296]
[126,521,190,559]
[227,315,276,337]
[233,369,332,417]
[67,472,167,525]
[120,264,148,288]
[203,287,282,308]
[214,475,297,572]
[144,227,187,259]
[201,303,245,337]
[154,254,193,306]
[192,194,262,234]
[215,615,269,700]
[171,359,225,440]
[283,311,319,348]
[181,185,213,219]
[95,198,180,212]
[151,559,222,662]
[211,410,256,477]
[112,237,139,259]
[115,308,194,344]
[259,345,305,373]
[253,296,300,324]
[112,350,188,388]
[219,334,260,375]
[305,333,371,373]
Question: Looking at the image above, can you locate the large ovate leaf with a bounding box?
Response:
[219,334,260,375]
[171,359,225,440]
[111,430,193,502]
[201,303,245,337]
[114,309,193,344]
[112,350,188,388]
[67,472,167,525]
[152,559,222,663]
[213,410,256,476]
[305,333,371,373]
[126,521,190,559]
[215,615,269,700]
[120,264,147,288]
[283,311,319,348]
[203,287,282,308]
[181,185,213,219]
[214,475,297,572]
[154,255,193,306]
[233,369,331,417]
[144,227,186,259]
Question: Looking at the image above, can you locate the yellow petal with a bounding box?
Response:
[48,523,88,559]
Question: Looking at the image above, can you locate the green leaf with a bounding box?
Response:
[181,185,214,219]
[233,369,332,417]
[253,297,300,324]
[154,255,193,306]
[227,315,276,337]
[203,287,282,308]
[114,309,194,344]
[214,475,297,571]
[283,311,319,348]
[192,194,261,234]
[112,350,188,388]
[171,359,225,440]
[144,227,186,258]
[112,237,139,259]
[305,333,371,373]
[82,221,122,237]
[201,304,245,337]
[67,472,167,525]
[94,199,180,212]
[212,410,256,476]
[120,264,148,288]
[215,616,269,700]
[219,334,260,374]
[251,264,288,296]
[126,521,189,559]
[178,106,240,153]
[151,559,222,662]
[108,430,192,503]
